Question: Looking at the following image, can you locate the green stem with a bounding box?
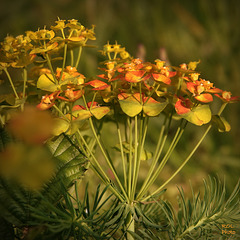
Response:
[22,67,27,98]
[144,84,160,104]
[70,49,74,66]
[53,104,69,120]
[43,40,58,83]
[218,102,228,115]
[45,53,58,84]
[88,117,129,202]
[53,104,124,201]
[127,214,135,240]
[3,68,19,99]
[107,52,112,60]
[132,115,148,198]
[75,46,83,69]
[116,117,127,190]
[141,103,228,202]
[142,124,211,202]
[131,115,138,199]
[21,67,28,111]
[128,117,133,199]
[59,43,68,81]
[137,118,167,199]
[76,128,124,202]
[137,122,186,200]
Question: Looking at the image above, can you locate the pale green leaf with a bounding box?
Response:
[182,104,211,126]
[119,95,142,117]
[37,74,59,92]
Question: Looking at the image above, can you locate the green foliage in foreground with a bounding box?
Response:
[0,128,239,239]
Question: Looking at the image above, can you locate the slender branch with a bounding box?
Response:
[115,115,127,190]
[75,128,124,202]
[70,49,74,66]
[22,67,27,98]
[131,115,138,199]
[136,116,167,199]
[45,53,58,83]
[43,40,58,84]
[59,43,68,81]
[141,103,228,202]
[128,117,133,198]
[142,124,211,202]
[75,46,83,69]
[132,115,148,197]
[137,121,186,200]
[88,117,129,202]
[3,68,19,99]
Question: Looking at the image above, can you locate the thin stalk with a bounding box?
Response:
[137,122,186,200]
[218,102,228,115]
[74,130,88,157]
[141,103,228,202]
[107,52,112,60]
[20,67,28,111]
[144,84,160,104]
[53,104,124,201]
[43,40,58,84]
[116,119,127,190]
[75,46,83,69]
[131,115,138,199]
[137,119,166,199]
[76,129,124,202]
[45,53,58,83]
[127,214,135,240]
[59,43,68,81]
[90,92,97,108]
[88,117,129,202]
[22,67,27,98]
[70,49,74,66]
[142,124,211,202]
[132,115,148,197]
[3,68,19,99]
[128,117,133,198]
[53,104,69,120]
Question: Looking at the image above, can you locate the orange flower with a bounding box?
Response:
[85,80,109,90]
[186,79,221,103]
[57,88,84,102]
[124,70,145,83]
[37,92,60,110]
[175,97,193,115]
[215,91,239,103]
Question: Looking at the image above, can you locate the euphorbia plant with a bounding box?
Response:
[0,19,239,239]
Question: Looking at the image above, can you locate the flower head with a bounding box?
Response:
[215,91,239,103]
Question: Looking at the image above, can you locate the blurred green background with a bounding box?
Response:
[1,0,239,198]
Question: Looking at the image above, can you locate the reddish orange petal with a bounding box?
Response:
[175,98,191,115]
[195,93,213,103]
[207,88,222,93]
[168,71,177,77]
[72,105,86,111]
[125,70,145,83]
[152,73,171,84]
[118,92,130,100]
[87,101,98,108]
[186,82,196,94]
[86,80,109,90]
